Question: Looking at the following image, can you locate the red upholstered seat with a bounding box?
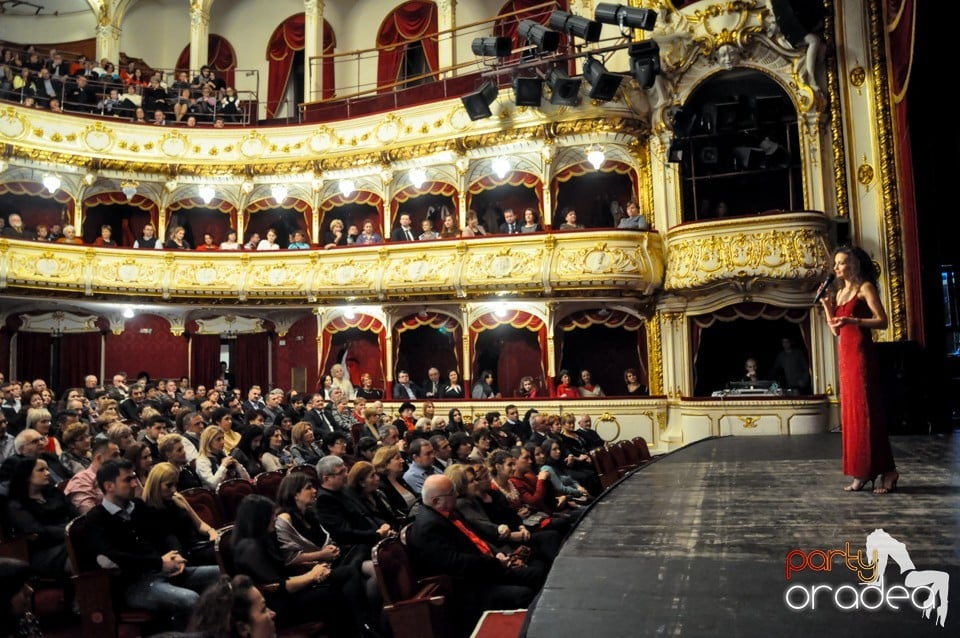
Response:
[217,478,255,522]
[373,533,449,638]
[253,469,286,501]
[180,487,226,529]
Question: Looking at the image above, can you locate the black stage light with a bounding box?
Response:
[518,20,560,53]
[546,68,582,105]
[471,37,512,58]
[548,10,602,43]
[667,140,685,163]
[628,40,661,89]
[461,80,499,120]
[595,3,657,31]
[513,76,543,106]
[583,57,623,102]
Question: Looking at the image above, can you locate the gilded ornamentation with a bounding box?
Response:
[159,130,189,158]
[646,314,663,396]
[739,416,760,429]
[856,162,875,186]
[0,106,28,140]
[463,247,540,282]
[849,64,866,87]
[8,250,84,283]
[82,121,115,152]
[556,242,641,277]
[390,255,453,284]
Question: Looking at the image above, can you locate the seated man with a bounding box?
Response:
[408,475,542,634]
[402,438,439,495]
[616,201,648,229]
[314,455,392,553]
[79,460,220,630]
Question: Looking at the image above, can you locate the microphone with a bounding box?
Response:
[813,273,836,305]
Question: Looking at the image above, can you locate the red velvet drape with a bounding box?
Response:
[234,333,271,392]
[495,0,567,63]
[376,1,439,93]
[470,311,546,393]
[57,333,102,391]
[176,34,238,88]
[321,316,385,394]
[191,334,222,389]
[394,313,462,385]
[15,332,52,387]
[267,14,306,118]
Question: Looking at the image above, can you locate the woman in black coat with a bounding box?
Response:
[6,457,76,577]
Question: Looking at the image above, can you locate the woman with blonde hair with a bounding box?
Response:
[323,218,347,249]
[289,421,323,466]
[26,408,59,456]
[141,462,219,564]
[330,362,354,399]
[196,424,250,490]
[106,422,134,452]
[373,445,416,517]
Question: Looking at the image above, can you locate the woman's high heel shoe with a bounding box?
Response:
[844,477,875,492]
[874,471,899,494]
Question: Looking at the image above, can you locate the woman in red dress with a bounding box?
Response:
[820,246,898,493]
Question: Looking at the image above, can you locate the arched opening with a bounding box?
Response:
[376,1,439,93]
[0,183,72,239]
[553,160,638,228]
[671,70,802,221]
[244,198,311,248]
[319,192,383,244]
[467,172,542,233]
[394,313,461,388]
[321,316,386,396]
[470,311,546,398]
[167,198,238,248]
[557,310,648,396]
[391,182,457,238]
[82,192,157,246]
[267,14,337,119]
[175,33,238,89]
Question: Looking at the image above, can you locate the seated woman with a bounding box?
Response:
[517,375,543,398]
[93,224,117,247]
[59,421,92,478]
[347,461,406,531]
[219,229,241,250]
[123,442,153,499]
[235,428,265,477]
[232,495,355,637]
[0,558,43,637]
[257,228,281,251]
[486,450,554,529]
[441,369,464,399]
[195,425,250,490]
[471,370,500,399]
[555,415,602,496]
[164,225,191,249]
[446,407,468,434]
[6,457,76,578]
[259,425,291,473]
[467,428,495,464]
[623,367,647,396]
[289,422,323,467]
[140,462,219,565]
[520,207,542,233]
[354,373,383,401]
[188,574,277,638]
[554,370,579,399]
[448,432,474,465]
[354,221,383,245]
[323,219,348,249]
[372,445,417,518]
[577,369,605,398]
[330,363,355,400]
[460,210,487,237]
[538,439,591,501]
[438,214,459,239]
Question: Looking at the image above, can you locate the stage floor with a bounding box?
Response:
[524,433,959,638]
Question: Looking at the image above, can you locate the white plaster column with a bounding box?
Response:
[189,1,212,74]
[436,0,456,76]
[95,23,122,64]
[304,0,324,102]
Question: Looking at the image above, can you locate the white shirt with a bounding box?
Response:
[257,240,280,251]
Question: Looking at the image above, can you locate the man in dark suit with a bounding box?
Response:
[391,370,421,400]
[80,460,219,630]
[498,208,522,234]
[408,475,541,634]
[576,414,605,451]
[304,392,337,440]
[118,384,146,424]
[314,456,392,552]
[390,213,418,242]
[502,404,531,443]
[421,367,443,399]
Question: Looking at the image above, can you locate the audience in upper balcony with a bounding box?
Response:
[617,200,648,229]
[288,230,310,249]
[93,224,117,247]
[324,219,347,249]
[219,229,241,250]
[355,221,383,245]
[257,228,280,251]
[390,213,418,242]
[438,213,459,238]
[133,223,162,249]
[557,207,583,230]
[165,226,191,250]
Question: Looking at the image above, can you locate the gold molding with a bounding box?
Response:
[646,312,664,396]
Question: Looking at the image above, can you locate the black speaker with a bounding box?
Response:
[512,76,543,106]
[770,0,826,47]
[461,81,498,121]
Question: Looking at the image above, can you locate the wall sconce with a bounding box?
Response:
[492,156,511,179]
[409,167,427,189]
[587,148,606,170]
[198,185,216,204]
[271,184,289,203]
[42,174,61,193]
[339,179,356,197]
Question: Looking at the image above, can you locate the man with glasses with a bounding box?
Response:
[314,455,392,553]
[0,428,45,486]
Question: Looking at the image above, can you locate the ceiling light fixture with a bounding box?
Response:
[492,156,511,179]
[339,179,356,197]
[409,167,427,189]
[587,148,606,170]
[198,185,216,204]
[42,174,61,193]
[121,181,138,200]
[271,184,289,203]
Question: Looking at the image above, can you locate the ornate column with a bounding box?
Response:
[96,23,122,64]
[459,304,471,388]
[189,0,213,74]
[436,0,456,76]
[455,157,469,230]
[304,0,325,102]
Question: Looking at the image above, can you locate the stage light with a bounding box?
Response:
[409,167,427,188]
[518,20,560,53]
[595,3,657,31]
[198,185,215,204]
[628,40,661,89]
[548,10,602,42]
[461,80,499,121]
[338,179,355,197]
[512,75,543,106]
[587,148,606,170]
[270,184,288,203]
[667,141,685,163]
[546,68,582,105]
[583,57,623,102]
[42,174,61,193]
[492,156,511,179]
[471,36,512,58]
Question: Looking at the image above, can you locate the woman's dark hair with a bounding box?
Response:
[449,432,471,455]
[188,574,257,638]
[210,407,231,424]
[275,472,313,515]
[321,432,348,454]
[0,558,33,627]
[556,369,571,383]
[123,441,149,475]
[258,425,283,456]
[238,428,264,460]
[834,245,878,285]
[357,436,378,458]
[480,369,493,380]
[540,439,563,469]
[234,494,275,542]
[448,408,462,422]
[7,457,42,503]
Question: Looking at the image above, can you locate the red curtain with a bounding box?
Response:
[558,310,648,390]
[394,312,462,383]
[15,332,52,387]
[176,34,238,88]
[58,332,102,391]
[495,0,567,62]
[191,334,222,389]
[267,14,306,118]
[376,1,439,93]
[321,316,385,393]
[234,333,271,392]
[469,311,546,393]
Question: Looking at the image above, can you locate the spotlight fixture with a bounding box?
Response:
[270,184,289,203]
[518,20,560,53]
[546,68,582,105]
[548,10,602,42]
[587,148,606,170]
[512,75,543,106]
[461,80,499,121]
[42,174,61,193]
[667,140,685,163]
[121,181,138,200]
[582,57,623,102]
[491,156,511,179]
[628,40,661,89]
[339,179,356,197]
[409,167,427,188]
[595,3,657,32]
[471,36,512,58]
[198,185,215,204]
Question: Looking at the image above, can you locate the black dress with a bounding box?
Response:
[140,500,215,565]
[354,387,383,401]
[6,487,76,576]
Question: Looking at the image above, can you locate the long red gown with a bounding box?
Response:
[836,296,896,478]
